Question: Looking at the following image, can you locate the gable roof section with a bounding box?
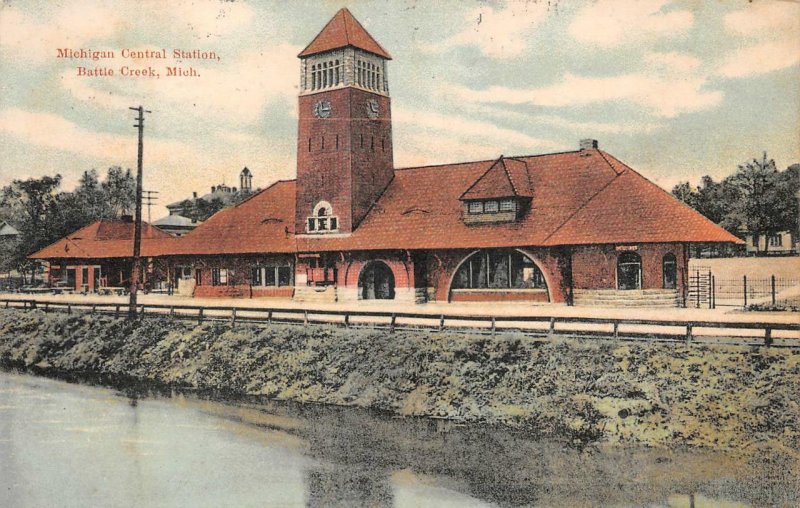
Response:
[298,8,392,59]
[168,181,297,256]
[29,219,175,260]
[543,152,743,246]
[460,156,533,200]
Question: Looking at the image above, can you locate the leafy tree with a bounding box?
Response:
[0,175,62,281]
[102,167,136,217]
[672,153,799,255]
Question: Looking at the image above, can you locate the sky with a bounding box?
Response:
[1,0,798,219]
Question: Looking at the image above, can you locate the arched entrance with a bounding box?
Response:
[358,261,396,300]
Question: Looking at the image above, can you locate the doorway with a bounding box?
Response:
[358,261,395,300]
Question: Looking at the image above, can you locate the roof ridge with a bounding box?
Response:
[499,158,519,196]
[597,149,626,175]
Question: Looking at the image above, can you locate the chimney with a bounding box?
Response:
[192,191,197,199]
[211,186,216,193]
[580,139,599,150]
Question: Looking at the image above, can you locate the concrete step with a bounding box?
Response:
[293,285,337,303]
[573,289,681,307]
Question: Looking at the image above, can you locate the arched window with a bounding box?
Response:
[308,201,338,233]
[452,250,547,290]
[617,252,642,290]
[359,261,395,300]
[663,253,677,289]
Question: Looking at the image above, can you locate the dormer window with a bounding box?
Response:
[459,156,533,225]
[307,201,339,233]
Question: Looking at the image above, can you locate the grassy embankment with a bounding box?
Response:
[0,309,798,454]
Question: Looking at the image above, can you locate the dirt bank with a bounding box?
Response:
[0,309,798,455]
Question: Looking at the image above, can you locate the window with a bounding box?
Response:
[484,200,499,213]
[452,250,547,290]
[251,265,293,287]
[769,234,782,247]
[468,202,484,214]
[499,199,515,212]
[752,234,759,247]
[211,268,228,286]
[307,201,339,233]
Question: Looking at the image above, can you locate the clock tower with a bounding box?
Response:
[295,8,394,235]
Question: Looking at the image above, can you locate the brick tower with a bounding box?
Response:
[295,8,394,235]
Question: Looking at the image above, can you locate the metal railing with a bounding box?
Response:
[1,298,798,348]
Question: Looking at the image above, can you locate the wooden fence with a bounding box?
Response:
[1,298,798,348]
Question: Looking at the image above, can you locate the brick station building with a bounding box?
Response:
[31,8,741,306]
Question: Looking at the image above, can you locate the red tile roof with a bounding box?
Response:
[298,8,392,59]
[164,180,297,256]
[32,149,742,262]
[29,220,176,260]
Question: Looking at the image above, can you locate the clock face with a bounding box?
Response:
[366,99,379,119]
[313,100,332,118]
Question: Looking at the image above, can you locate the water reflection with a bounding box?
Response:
[0,371,795,507]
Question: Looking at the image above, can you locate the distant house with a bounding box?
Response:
[165,167,255,220]
[152,214,201,237]
[0,221,20,240]
[743,231,798,256]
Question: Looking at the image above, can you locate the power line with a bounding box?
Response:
[142,190,159,224]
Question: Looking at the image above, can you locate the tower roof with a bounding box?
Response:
[298,8,391,59]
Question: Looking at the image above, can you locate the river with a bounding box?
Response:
[0,371,794,507]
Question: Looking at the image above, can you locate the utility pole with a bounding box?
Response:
[129,106,151,319]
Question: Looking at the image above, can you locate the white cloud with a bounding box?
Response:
[427,2,550,58]
[448,71,722,118]
[724,1,800,38]
[0,4,122,61]
[394,107,558,151]
[569,0,693,48]
[717,2,800,79]
[717,40,800,79]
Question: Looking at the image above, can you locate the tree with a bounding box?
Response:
[0,175,62,281]
[102,167,136,217]
[728,152,781,254]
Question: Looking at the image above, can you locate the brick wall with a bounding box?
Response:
[571,243,686,294]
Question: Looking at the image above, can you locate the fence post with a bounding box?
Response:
[686,323,693,343]
[198,308,204,324]
[549,317,556,335]
[765,326,772,346]
[304,310,308,325]
[613,321,619,340]
[268,310,273,325]
[390,313,396,333]
[67,303,71,315]
[231,307,237,327]
[711,275,716,309]
[707,270,712,309]
[439,314,445,331]
[115,305,120,318]
[771,275,776,306]
[743,275,747,308]
[491,316,496,338]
